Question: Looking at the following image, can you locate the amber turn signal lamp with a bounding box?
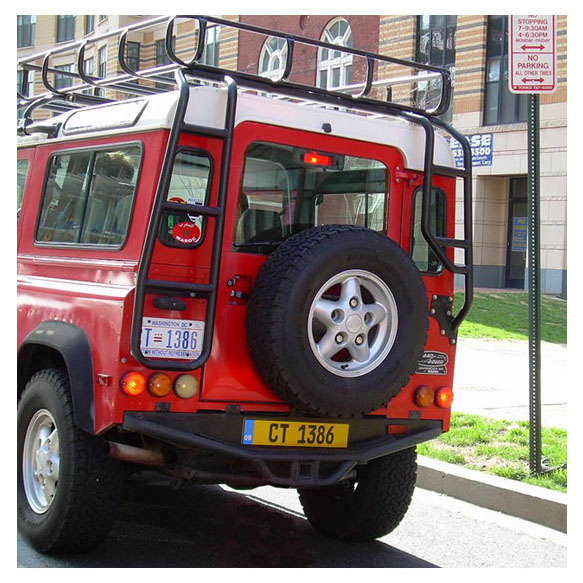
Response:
[174,374,198,399]
[414,385,435,408]
[435,387,454,408]
[148,373,172,397]
[121,372,146,396]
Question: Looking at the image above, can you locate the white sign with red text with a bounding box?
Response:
[509,15,557,94]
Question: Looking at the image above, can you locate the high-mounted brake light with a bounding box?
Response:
[120,372,146,396]
[435,387,454,409]
[303,151,334,167]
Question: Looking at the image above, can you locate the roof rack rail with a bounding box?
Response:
[17,14,452,125]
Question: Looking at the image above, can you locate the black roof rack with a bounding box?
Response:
[17,14,453,133]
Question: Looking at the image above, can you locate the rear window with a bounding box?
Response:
[410,186,447,274]
[234,141,388,253]
[36,144,141,247]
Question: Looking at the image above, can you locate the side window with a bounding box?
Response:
[36,145,141,247]
[17,159,30,210]
[234,141,388,253]
[158,150,212,247]
[411,187,447,273]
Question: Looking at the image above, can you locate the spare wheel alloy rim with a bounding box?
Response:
[307,269,398,377]
[22,409,60,514]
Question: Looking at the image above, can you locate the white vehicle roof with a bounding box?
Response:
[17,84,455,171]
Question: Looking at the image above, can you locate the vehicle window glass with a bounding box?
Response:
[234,141,388,253]
[17,159,29,209]
[36,145,141,246]
[411,187,447,273]
[158,150,212,247]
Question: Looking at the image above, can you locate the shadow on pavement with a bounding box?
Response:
[19,472,436,568]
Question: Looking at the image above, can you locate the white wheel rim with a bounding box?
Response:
[22,409,60,514]
[307,269,398,377]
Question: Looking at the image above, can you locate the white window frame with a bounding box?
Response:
[259,36,288,81]
[317,18,353,90]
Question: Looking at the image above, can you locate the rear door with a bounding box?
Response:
[201,121,406,406]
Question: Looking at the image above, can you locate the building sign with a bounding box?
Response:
[511,217,528,252]
[509,15,557,94]
[449,133,493,168]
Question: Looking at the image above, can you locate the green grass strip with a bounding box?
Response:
[417,412,567,493]
[455,292,567,344]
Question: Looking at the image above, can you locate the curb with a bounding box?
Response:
[416,455,567,533]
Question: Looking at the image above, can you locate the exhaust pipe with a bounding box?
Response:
[105,441,164,467]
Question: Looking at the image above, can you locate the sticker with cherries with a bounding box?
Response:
[167,197,202,245]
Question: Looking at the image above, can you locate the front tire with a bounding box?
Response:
[298,447,417,541]
[17,369,123,553]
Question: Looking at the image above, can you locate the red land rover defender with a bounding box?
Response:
[17,16,473,553]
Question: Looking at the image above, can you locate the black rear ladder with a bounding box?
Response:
[129,69,238,371]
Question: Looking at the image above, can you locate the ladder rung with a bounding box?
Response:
[435,236,470,249]
[182,123,229,138]
[433,164,470,178]
[162,201,222,216]
[145,280,214,295]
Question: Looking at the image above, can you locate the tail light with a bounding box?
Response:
[435,386,454,408]
[174,374,198,399]
[120,372,146,396]
[414,385,435,408]
[148,373,172,397]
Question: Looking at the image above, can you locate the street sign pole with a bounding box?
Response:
[509,15,556,475]
[527,93,542,475]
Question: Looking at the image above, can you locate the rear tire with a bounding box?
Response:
[298,447,417,541]
[17,369,123,553]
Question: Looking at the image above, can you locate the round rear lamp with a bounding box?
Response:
[414,385,435,408]
[148,373,172,397]
[435,387,454,409]
[121,372,146,396]
[174,374,198,399]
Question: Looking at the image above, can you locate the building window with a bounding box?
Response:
[155,37,176,88]
[17,70,34,120]
[82,57,96,95]
[96,46,107,96]
[484,15,528,125]
[317,18,353,90]
[85,15,95,35]
[54,64,72,91]
[201,25,220,66]
[416,15,457,120]
[17,15,36,48]
[126,41,140,71]
[259,36,288,81]
[57,15,76,43]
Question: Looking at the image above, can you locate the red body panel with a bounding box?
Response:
[17,122,457,434]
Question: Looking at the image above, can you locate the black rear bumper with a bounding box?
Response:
[122,411,442,488]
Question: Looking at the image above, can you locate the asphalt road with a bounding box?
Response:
[17,471,567,568]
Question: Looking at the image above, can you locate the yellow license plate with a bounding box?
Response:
[242,419,349,448]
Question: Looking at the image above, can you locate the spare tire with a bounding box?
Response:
[246,225,429,417]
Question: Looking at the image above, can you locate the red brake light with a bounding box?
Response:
[121,372,146,396]
[303,151,334,166]
[435,387,454,408]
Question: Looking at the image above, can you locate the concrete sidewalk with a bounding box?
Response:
[416,336,568,532]
[451,337,567,429]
